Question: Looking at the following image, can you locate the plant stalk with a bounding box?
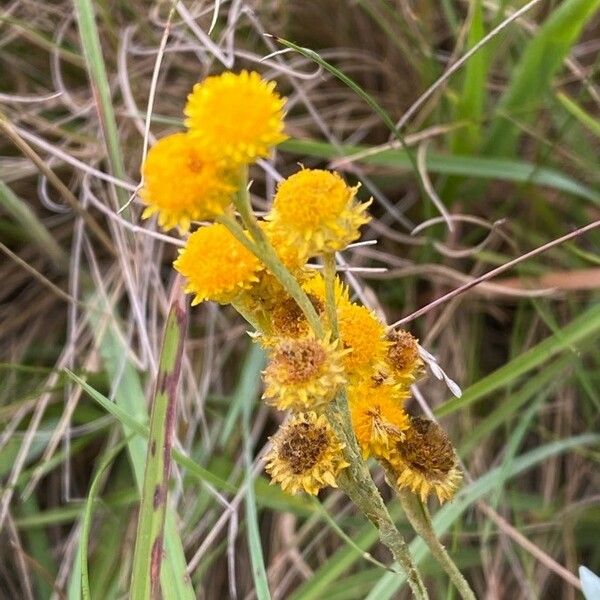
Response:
[322,252,429,599]
[393,477,476,600]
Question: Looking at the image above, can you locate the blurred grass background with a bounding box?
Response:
[0,0,599,598]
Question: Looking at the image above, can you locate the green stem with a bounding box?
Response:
[393,479,475,600]
[322,254,429,600]
[322,253,340,338]
[223,169,323,337]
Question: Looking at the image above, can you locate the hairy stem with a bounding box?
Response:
[322,253,429,600]
[393,479,475,600]
[225,170,323,336]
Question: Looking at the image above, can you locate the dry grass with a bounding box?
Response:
[0,1,599,598]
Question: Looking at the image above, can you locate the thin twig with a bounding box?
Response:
[391,220,600,327]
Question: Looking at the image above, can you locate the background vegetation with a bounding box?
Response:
[0,0,599,598]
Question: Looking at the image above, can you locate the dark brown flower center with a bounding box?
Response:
[271,294,324,337]
[273,339,327,383]
[387,330,419,371]
[396,417,455,477]
[279,422,329,474]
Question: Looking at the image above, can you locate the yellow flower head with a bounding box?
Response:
[338,303,388,376]
[268,168,371,255]
[265,412,349,495]
[386,329,424,381]
[301,272,350,309]
[348,376,409,458]
[174,223,262,305]
[140,133,236,231]
[262,335,347,411]
[269,293,325,339]
[263,271,347,341]
[262,220,309,271]
[389,416,462,504]
[184,70,287,165]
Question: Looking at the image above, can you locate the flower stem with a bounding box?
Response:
[322,253,339,338]
[322,253,429,600]
[393,478,475,600]
[226,170,323,337]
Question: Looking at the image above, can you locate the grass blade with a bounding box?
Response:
[451,0,487,154]
[556,92,600,139]
[241,345,271,600]
[281,138,600,205]
[81,441,129,600]
[436,301,600,417]
[64,369,235,493]
[73,0,128,209]
[0,180,67,267]
[485,0,600,156]
[130,283,188,599]
[84,293,195,600]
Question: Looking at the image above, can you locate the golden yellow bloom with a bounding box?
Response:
[338,303,388,376]
[140,133,235,231]
[389,417,462,504]
[386,329,424,381]
[348,376,409,458]
[174,223,262,305]
[262,220,308,271]
[268,168,371,255]
[265,412,349,495]
[301,272,350,309]
[185,70,287,165]
[262,335,347,411]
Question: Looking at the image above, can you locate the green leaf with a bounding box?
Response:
[280,139,600,206]
[73,0,129,210]
[81,441,129,600]
[0,180,67,267]
[241,346,272,600]
[485,0,600,156]
[64,369,235,493]
[130,291,188,599]
[436,301,600,417]
[556,92,600,139]
[84,293,195,600]
[451,0,487,153]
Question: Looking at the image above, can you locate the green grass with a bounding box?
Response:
[0,1,599,598]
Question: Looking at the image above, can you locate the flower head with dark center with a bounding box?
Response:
[265,412,349,495]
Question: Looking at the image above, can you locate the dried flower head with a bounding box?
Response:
[269,293,325,339]
[262,335,347,411]
[174,223,262,305]
[265,412,349,495]
[185,70,287,165]
[268,168,371,255]
[386,329,424,381]
[390,417,462,503]
[348,376,409,458]
[338,303,388,376]
[140,133,236,231]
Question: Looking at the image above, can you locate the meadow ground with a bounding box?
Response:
[0,1,599,598]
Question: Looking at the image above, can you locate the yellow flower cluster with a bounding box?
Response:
[143,70,461,503]
[140,70,287,232]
